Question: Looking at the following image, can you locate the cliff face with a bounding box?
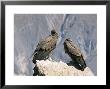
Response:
[33,58,94,76]
[14,14,97,76]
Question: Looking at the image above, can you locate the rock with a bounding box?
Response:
[33,58,94,76]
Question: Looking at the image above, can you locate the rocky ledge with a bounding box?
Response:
[33,58,94,76]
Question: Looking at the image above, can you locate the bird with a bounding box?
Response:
[63,38,87,71]
[32,29,58,64]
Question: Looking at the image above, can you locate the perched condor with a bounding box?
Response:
[32,29,58,64]
[64,38,87,71]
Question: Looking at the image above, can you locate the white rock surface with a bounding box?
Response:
[35,59,94,76]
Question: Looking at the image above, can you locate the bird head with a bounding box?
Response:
[51,29,58,37]
[65,38,72,42]
[51,29,56,35]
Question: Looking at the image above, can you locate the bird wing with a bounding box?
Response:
[66,41,82,56]
[36,36,57,52]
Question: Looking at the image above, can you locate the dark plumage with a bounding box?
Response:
[32,29,58,64]
[64,38,87,71]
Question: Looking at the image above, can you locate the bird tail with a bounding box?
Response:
[79,55,87,71]
[27,51,38,63]
[80,60,87,71]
